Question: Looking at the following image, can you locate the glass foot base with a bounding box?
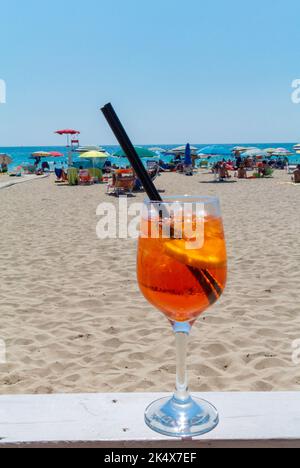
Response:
[145,395,219,438]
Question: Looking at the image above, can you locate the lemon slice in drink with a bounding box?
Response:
[164,239,226,270]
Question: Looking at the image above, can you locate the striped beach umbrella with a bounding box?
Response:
[0,154,12,165]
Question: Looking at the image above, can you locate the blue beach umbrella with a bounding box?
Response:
[198,145,231,156]
[185,144,192,166]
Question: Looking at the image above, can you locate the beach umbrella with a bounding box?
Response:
[198,145,231,156]
[55,129,80,136]
[115,147,157,159]
[149,147,167,153]
[241,149,269,158]
[231,146,251,152]
[0,154,12,165]
[31,151,52,158]
[55,129,81,166]
[184,144,192,166]
[79,151,108,170]
[75,146,105,154]
[55,129,80,147]
[79,151,108,159]
[272,151,292,157]
[170,145,198,153]
[273,148,292,155]
[49,151,64,157]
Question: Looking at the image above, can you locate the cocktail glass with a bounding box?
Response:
[137,196,227,438]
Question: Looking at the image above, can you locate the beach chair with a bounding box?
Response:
[287,164,297,174]
[199,160,209,169]
[146,161,160,182]
[55,168,63,181]
[55,168,68,183]
[79,169,93,185]
[183,164,194,176]
[107,169,136,196]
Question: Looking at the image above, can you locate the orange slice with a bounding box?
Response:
[164,239,226,270]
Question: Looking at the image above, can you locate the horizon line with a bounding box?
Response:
[0,140,298,149]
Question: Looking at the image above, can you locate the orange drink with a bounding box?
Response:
[138,214,227,324]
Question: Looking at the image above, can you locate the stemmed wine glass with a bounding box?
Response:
[137,196,227,438]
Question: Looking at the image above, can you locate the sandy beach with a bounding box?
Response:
[0,170,300,395]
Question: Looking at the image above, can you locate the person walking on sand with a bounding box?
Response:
[292,165,300,183]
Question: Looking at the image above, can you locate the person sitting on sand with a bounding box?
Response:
[219,163,229,181]
[61,165,68,182]
[292,165,300,184]
[245,157,253,169]
[258,160,271,177]
[237,164,247,179]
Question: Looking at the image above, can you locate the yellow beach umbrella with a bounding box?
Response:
[79,151,108,159]
[31,151,52,158]
[79,151,109,171]
[265,148,277,154]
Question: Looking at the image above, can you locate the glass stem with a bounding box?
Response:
[175,332,190,402]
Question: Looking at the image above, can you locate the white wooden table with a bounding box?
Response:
[0,393,299,448]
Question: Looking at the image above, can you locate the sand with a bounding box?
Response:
[0,170,300,395]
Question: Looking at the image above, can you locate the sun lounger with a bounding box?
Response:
[79,169,93,185]
[287,164,297,174]
[55,168,63,180]
[146,161,160,182]
[107,169,136,196]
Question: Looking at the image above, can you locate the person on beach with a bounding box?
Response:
[1,163,8,173]
[219,162,229,181]
[212,162,220,177]
[237,164,247,179]
[236,155,242,169]
[258,160,271,177]
[245,157,253,169]
[42,161,50,172]
[61,166,68,182]
[292,165,300,183]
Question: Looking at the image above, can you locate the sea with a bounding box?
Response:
[1,143,299,170]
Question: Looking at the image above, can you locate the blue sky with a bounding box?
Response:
[1,0,300,146]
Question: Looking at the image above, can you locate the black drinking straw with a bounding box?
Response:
[101,103,162,202]
[100,103,219,304]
